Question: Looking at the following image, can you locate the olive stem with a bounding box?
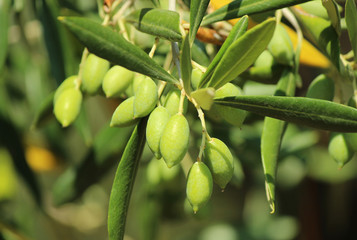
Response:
[191,60,207,73]
[149,37,160,58]
[112,0,133,24]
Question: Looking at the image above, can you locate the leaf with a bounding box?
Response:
[125,8,182,42]
[207,18,275,89]
[322,0,341,36]
[52,125,133,206]
[180,35,192,95]
[261,69,296,214]
[59,17,178,84]
[201,0,310,26]
[345,0,357,62]
[191,87,215,110]
[0,116,42,207]
[189,0,210,45]
[291,7,340,69]
[198,15,248,88]
[0,0,10,72]
[215,96,357,132]
[108,118,147,240]
[192,41,210,67]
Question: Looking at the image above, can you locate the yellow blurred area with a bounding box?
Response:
[210,0,330,68]
[25,145,59,172]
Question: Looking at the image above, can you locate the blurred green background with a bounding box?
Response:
[0,0,357,240]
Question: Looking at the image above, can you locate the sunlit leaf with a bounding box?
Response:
[191,87,215,110]
[181,35,192,95]
[189,0,210,45]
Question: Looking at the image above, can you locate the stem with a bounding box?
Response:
[191,60,207,72]
[149,38,160,58]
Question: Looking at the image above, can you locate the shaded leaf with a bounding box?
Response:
[198,15,248,88]
[59,17,178,84]
[322,0,341,36]
[180,35,192,95]
[189,0,210,45]
[345,0,357,62]
[31,92,55,129]
[207,18,275,89]
[215,96,357,132]
[202,0,310,26]
[125,8,182,42]
[108,118,147,240]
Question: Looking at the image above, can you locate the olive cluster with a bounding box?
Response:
[53,52,246,213]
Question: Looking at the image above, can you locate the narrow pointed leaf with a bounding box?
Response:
[108,118,147,240]
[202,0,310,26]
[191,87,215,110]
[215,96,357,132]
[181,35,192,95]
[59,17,178,84]
[189,0,210,45]
[345,0,357,62]
[198,16,248,88]
[125,8,182,42]
[322,0,341,36]
[207,18,275,89]
[261,69,296,214]
[31,92,55,129]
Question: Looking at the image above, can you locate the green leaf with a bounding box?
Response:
[108,118,147,240]
[198,15,248,88]
[207,18,275,89]
[215,96,357,132]
[125,8,182,42]
[0,0,10,72]
[189,0,210,45]
[322,0,341,36]
[261,69,296,214]
[202,0,310,26]
[180,35,192,95]
[59,17,178,84]
[192,41,210,67]
[191,87,215,110]
[346,0,357,62]
[52,125,133,206]
[292,7,340,69]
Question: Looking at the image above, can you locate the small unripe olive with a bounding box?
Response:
[160,113,190,168]
[186,162,213,213]
[81,54,110,95]
[214,83,247,127]
[164,89,188,116]
[268,24,294,66]
[306,74,334,101]
[146,158,181,187]
[146,106,171,159]
[133,77,158,118]
[204,138,234,189]
[110,96,138,127]
[125,74,145,97]
[328,133,354,168]
[54,88,82,127]
[191,68,204,90]
[54,75,78,103]
[102,66,134,98]
[254,50,275,68]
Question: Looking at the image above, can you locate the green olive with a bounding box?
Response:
[102,66,134,98]
[191,68,204,90]
[81,54,110,95]
[186,162,213,213]
[133,77,158,118]
[164,89,188,116]
[214,83,247,127]
[54,75,78,103]
[146,106,171,159]
[53,88,82,127]
[268,24,294,66]
[110,96,138,127]
[328,133,354,168]
[204,138,234,189]
[160,113,190,168]
[306,74,335,101]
